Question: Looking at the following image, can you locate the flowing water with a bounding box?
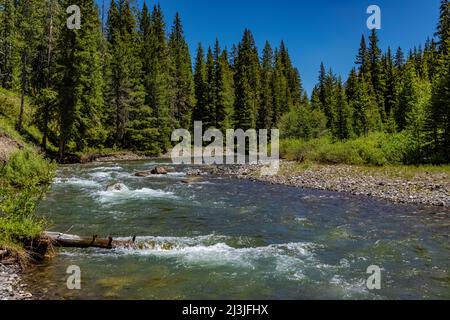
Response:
[26,160,450,299]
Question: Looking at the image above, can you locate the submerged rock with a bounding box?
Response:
[181,177,203,184]
[134,171,151,177]
[106,183,128,192]
[151,167,168,175]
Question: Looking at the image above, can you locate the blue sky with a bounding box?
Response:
[99,0,440,94]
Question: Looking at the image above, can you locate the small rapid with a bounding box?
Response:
[27,160,450,300]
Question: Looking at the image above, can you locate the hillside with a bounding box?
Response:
[0,88,55,261]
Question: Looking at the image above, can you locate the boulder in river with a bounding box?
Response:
[181,177,203,184]
[134,171,151,177]
[106,183,128,192]
[151,167,168,175]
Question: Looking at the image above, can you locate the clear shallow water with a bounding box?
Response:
[27,160,450,299]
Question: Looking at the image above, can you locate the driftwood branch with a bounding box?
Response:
[44,232,136,250]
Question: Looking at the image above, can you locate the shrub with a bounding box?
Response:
[1,148,55,187]
[280,132,420,166]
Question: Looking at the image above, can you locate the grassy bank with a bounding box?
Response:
[279,133,426,166]
[0,89,56,262]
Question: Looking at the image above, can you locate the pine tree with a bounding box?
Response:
[352,75,381,136]
[0,0,18,89]
[368,29,386,121]
[278,41,302,106]
[168,12,195,129]
[322,68,337,129]
[16,0,44,131]
[258,41,274,129]
[317,62,327,109]
[429,57,450,162]
[333,79,353,140]
[56,0,106,158]
[144,4,172,151]
[436,0,450,56]
[356,35,371,77]
[394,46,405,70]
[204,46,216,127]
[272,49,289,126]
[383,47,399,132]
[106,0,149,151]
[34,0,63,150]
[193,44,207,124]
[396,61,419,131]
[233,29,260,130]
[215,46,234,130]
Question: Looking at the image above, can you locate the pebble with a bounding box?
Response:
[0,262,33,300]
[208,162,450,208]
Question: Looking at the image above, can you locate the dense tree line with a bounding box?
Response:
[1,0,450,163]
[279,0,450,164]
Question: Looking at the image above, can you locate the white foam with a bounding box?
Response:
[89,172,112,179]
[54,177,100,188]
[96,187,178,203]
[114,237,318,273]
[87,166,123,172]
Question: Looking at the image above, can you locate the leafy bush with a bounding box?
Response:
[1,148,55,187]
[280,133,418,166]
[0,148,55,255]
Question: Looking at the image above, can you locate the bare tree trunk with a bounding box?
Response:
[44,232,136,249]
[17,53,27,132]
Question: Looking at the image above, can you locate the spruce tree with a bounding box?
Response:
[436,0,450,56]
[356,35,371,78]
[333,79,353,140]
[215,46,234,130]
[193,44,207,124]
[233,29,260,130]
[272,49,289,126]
[144,4,172,151]
[204,47,216,127]
[368,29,386,121]
[15,0,44,131]
[168,12,195,129]
[0,0,18,89]
[258,41,274,129]
[56,0,106,158]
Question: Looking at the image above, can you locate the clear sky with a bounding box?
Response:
[99,0,440,94]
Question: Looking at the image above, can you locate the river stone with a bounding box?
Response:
[181,177,203,184]
[151,167,168,175]
[134,171,151,177]
[106,183,128,192]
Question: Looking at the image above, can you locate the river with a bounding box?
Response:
[25,160,450,299]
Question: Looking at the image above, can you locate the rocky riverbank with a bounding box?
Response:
[0,260,33,300]
[208,161,450,208]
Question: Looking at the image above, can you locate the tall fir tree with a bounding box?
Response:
[106,0,149,150]
[193,43,207,124]
[356,35,371,78]
[436,0,450,56]
[204,46,216,127]
[0,0,18,90]
[333,79,353,140]
[233,29,260,130]
[168,12,195,129]
[144,4,172,151]
[56,0,106,158]
[258,41,274,129]
[368,29,386,122]
[215,45,234,130]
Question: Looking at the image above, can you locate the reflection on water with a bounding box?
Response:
[27,160,450,299]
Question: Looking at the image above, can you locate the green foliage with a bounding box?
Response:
[1,148,55,186]
[278,105,327,140]
[280,133,414,166]
[0,147,55,252]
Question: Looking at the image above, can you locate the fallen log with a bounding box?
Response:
[44,232,137,250]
